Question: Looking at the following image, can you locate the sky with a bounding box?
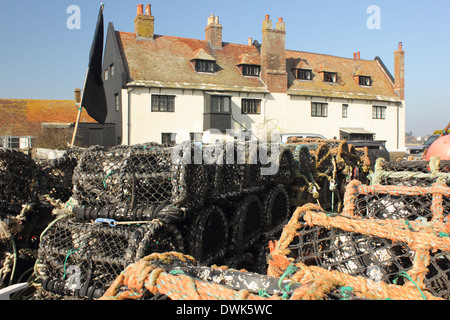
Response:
[0,0,449,137]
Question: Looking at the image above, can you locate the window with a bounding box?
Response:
[161,133,176,146]
[373,106,386,119]
[151,95,175,112]
[342,104,348,118]
[205,95,231,113]
[110,64,115,77]
[242,65,260,77]
[241,99,261,114]
[104,69,108,81]
[114,93,119,111]
[323,72,337,83]
[359,76,372,86]
[296,69,312,80]
[190,132,203,142]
[195,59,216,73]
[311,102,328,117]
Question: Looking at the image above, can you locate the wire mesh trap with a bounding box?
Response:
[0,148,57,290]
[71,142,294,222]
[34,142,295,299]
[0,149,40,216]
[36,215,184,299]
[371,157,450,187]
[268,200,449,300]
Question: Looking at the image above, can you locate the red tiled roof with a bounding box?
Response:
[286,51,399,101]
[116,31,399,101]
[0,99,96,137]
[117,32,268,93]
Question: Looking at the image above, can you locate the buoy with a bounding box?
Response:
[425,135,450,161]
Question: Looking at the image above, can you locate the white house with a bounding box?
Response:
[102,4,405,151]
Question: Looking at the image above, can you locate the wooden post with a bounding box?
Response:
[70,68,88,148]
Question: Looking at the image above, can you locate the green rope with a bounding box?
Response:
[169,269,185,275]
[340,286,353,300]
[438,232,449,238]
[393,271,427,300]
[404,220,416,232]
[278,264,297,299]
[62,249,79,280]
[258,289,271,298]
[103,170,117,189]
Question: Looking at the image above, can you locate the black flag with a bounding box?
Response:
[81,4,107,124]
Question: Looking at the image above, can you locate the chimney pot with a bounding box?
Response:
[205,13,222,48]
[398,42,403,50]
[265,14,270,20]
[74,88,81,104]
[357,51,360,59]
[353,52,357,59]
[278,17,283,22]
[137,4,143,15]
[248,37,252,46]
[145,4,151,15]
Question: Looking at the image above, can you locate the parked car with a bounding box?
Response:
[405,134,439,158]
[280,133,326,143]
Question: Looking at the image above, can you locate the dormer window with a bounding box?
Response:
[194,59,216,73]
[241,64,260,77]
[323,72,337,83]
[359,75,372,86]
[296,69,312,80]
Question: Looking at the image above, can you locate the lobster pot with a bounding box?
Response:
[229,194,263,254]
[340,182,450,298]
[37,216,184,299]
[372,159,450,187]
[262,185,290,233]
[185,205,228,265]
[287,220,415,284]
[272,203,450,299]
[71,143,209,215]
[344,180,450,222]
[38,154,78,203]
[0,149,39,217]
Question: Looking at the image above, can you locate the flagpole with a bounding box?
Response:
[69,3,105,148]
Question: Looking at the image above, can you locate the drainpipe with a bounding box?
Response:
[127,87,135,145]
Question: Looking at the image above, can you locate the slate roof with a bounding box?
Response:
[115,30,399,102]
[0,99,96,137]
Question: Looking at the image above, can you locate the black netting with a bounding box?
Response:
[37,216,183,299]
[285,213,449,299]
[72,142,293,220]
[37,155,78,203]
[345,181,449,222]
[288,222,414,282]
[373,159,450,187]
[0,149,39,216]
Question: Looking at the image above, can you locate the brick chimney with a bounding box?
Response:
[261,15,287,93]
[394,42,405,100]
[135,4,154,40]
[205,14,222,49]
